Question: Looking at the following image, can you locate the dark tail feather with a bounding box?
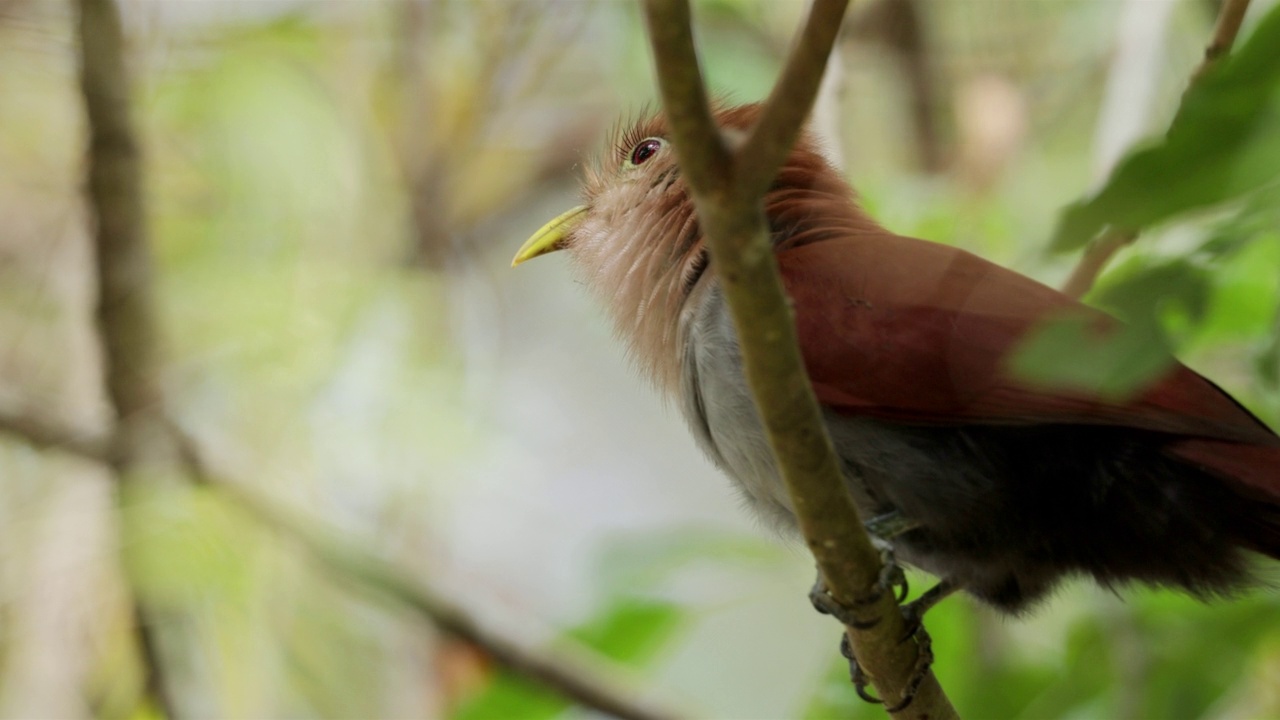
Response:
[1170,439,1280,560]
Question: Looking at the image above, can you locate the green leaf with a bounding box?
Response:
[565,598,685,666]
[1050,5,1280,251]
[450,677,566,720]
[1196,235,1280,342]
[1008,312,1177,402]
[1090,257,1213,335]
[1011,254,1239,401]
[1198,182,1280,258]
[451,599,685,720]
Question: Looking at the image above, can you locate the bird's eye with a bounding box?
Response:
[628,138,665,167]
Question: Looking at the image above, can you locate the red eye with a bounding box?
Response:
[629,138,664,166]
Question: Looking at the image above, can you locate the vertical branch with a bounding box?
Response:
[395,0,456,270]
[739,0,852,195]
[639,0,729,193]
[76,0,180,716]
[80,0,165,440]
[641,0,959,716]
[892,0,942,173]
[850,0,944,172]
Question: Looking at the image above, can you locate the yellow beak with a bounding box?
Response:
[511,205,588,267]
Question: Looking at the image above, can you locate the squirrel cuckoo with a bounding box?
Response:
[513,104,1280,617]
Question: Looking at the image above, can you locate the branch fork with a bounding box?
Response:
[641,1,958,716]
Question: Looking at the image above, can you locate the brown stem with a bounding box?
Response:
[1192,0,1252,84]
[639,0,731,195]
[1060,228,1137,299]
[642,0,959,717]
[79,0,167,449]
[738,0,854,197]
[76,0,183,716]
[1062,0,1253,298]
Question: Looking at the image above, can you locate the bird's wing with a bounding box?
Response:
[776,234,1279,447]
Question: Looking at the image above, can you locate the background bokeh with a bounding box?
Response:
[1,0,1278,718]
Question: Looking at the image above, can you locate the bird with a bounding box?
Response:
[512,102,1280,621]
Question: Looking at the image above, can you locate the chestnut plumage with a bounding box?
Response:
[515,104,1280,613]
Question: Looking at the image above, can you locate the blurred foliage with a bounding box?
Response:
[1052,5,1280,252]
[806,581,1280,719]
[1010,4,1280,412]
[455,598,685,720]
[1,0,1279,719]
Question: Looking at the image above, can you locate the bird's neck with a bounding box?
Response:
[569,199,705,396]
[574,161,883,398]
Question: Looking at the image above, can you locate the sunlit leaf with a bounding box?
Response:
[1195,235,1280,342]
[1089,256,1213,355]
[1035,237,1257,404]
[1198,182,1280,259]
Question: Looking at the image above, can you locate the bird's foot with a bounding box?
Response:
[836,618,935,711]
[808,543,908,629]
[809,510,917,622]
[824,589,936,712]
[826,511,916,616]
[900,579,957,637]
[812,574,958,711]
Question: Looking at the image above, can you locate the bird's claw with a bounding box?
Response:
[838,634,887,705]
[883,620,934,712]
[811,551,954,712]
[875,541,910,605]
[808,544,909,629]
[833,604,935,711]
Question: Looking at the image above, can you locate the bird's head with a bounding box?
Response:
[513,103,880,392]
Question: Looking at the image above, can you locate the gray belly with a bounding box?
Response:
[675,287,1265,613]
[679,288,886,532]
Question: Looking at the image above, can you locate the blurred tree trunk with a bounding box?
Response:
[77,0,184,715]
[850,0,946,172]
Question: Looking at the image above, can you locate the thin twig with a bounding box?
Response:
[1060,227,1137,299]
[0,405,113,463]
[76,0,182,715]
[638,0,730,194]
[641,1,959,717]
[0,412,686,720]
[739,0,853,196]
[1062,0,1253,298]
[212,480,684,720]
[1192,0,1252,84]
